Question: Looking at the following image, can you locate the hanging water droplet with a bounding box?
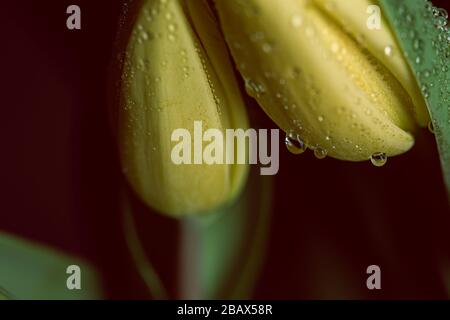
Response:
[428,120,435,133]
[285,131,307,155]
[370,152,387,167]
[314,147,327,159]
[438,8,449,19]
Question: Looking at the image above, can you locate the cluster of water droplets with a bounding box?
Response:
[392,1,450,138]
[284,130,331,160]
[284,128,387,165]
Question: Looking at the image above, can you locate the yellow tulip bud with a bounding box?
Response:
[115,0,249,216]
[214,0,430,161]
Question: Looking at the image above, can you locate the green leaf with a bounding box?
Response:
[380,0,450,199]
[179,168,273,299]
[0,232,103,299]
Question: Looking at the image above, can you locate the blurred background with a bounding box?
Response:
[0,0,449,299]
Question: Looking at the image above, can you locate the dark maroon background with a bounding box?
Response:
[0,1,449,299]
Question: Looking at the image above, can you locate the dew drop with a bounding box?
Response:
[285,131,307,155]
[250,31,265,42]
[331,43,340,53]
[384,45,393,56]
[305,27,314,37]
[244,78,266,98]
[168,23,176,32]
[314,147,327,159]
[262,42,273,53]
[413,38,422,51]
[291,15,303,28]
[428,120,435,134]
[406,14,414,24]
[421,85,430,98]
[438,7,449,19]
[370,152,387,167]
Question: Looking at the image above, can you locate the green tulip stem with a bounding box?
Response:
[121,191,168,299]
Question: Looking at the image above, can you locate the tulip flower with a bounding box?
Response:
[114,0,449,217]
[214,0,430,163]
[115,0,249,216]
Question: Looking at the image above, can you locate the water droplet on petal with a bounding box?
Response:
[291,15,303,28]
[262,42,273,53]
[384,45,393,56]
[285,131,307,155]
[314,147,327,159]
[428,120,435,134]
